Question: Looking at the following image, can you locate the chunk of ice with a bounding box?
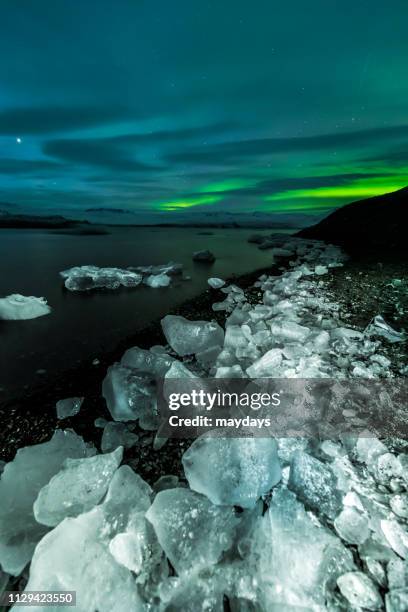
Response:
[146,488,239,574]
[334,507,370,544]
[0,294,51,320]
[133,261,183,276]
[288,451,343,519]
[246,348,282,377]
[381,520,408,559]
[22,467,152,611]
[144,273,170,288]
[102,363,155,421]
[365,315,405,343]
[253,489,354,609]
[101,422,138,453]
[270,320,310,342]
[214,364,244,378]
[224,325,248,350]
[60,265,142,291]
[56,396,84,420]
[337,571,383,610]
[0,430,92,575]
[182,433,281,508]
[120,346,173,377]
[314,265,328,275]
[192,250,215,262]
[356,437,388,466]
[386,589,408,612]
[270,247,293,257]
[208,277,225,289]
[161,315,224,356]
[108,531,143,574]
[390,494,408,519]
[33,447,123,527]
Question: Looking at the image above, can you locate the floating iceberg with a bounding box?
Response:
[192,250,215,262]
[60,261,183,291]
[60,265,143,291]
[144,273,170,288]
[131,261,183,276]
[0,294,51,320]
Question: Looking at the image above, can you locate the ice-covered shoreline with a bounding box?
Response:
[0,237,407,611]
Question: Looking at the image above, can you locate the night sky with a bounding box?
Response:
[0,0,407,224]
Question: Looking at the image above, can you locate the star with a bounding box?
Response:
[16,137,22,144]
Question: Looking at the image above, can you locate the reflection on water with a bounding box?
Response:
[0,226,291,396]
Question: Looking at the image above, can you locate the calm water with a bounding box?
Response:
[0,226,291,397]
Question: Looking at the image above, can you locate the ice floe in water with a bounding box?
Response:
[192,249,215,262]
[0,294,51,320]
[60,261,182,291]
[60,265,143,291]
[3,236,408,610]
[144,273,171,288]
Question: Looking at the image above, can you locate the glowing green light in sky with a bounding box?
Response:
[265,177,406,203]
[198,178,257,193]
[156,195,222,211]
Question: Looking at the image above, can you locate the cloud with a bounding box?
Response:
[42,121,234,171]
[0,158,61,175]
[0,106,130,135]
[43,138,153,171]
[166,125,408,166]
[363,149,408,164]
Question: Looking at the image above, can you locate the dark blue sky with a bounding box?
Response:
[0,0,407,223]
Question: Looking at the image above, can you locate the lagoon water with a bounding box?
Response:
[0,226,291,398]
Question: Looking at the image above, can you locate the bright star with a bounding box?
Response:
[16,137,22,144]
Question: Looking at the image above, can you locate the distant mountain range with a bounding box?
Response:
[0,208,312,230]
[0,211,87,229]
[297,186,408,255]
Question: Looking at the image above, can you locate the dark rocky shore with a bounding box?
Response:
[298,186,408,255]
